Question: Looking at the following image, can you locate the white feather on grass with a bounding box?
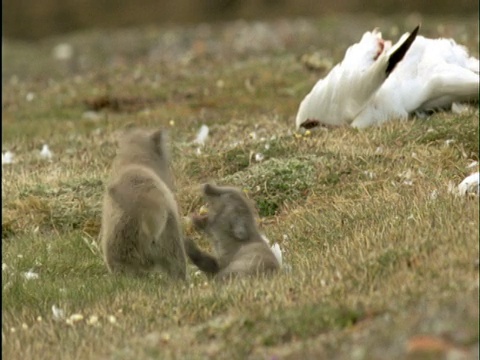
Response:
[194,125,209,146]
[260,234,283,267]
[2,151,14,165]
[52,305,65,320]
[270,243,283,267]
[254,153,264,162]
[40,144,53,160]
[22,269,39,280]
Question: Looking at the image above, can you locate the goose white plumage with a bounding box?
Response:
[296,26,479,129]
[456,172,479,196]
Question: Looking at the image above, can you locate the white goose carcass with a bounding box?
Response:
[296,26,479,130]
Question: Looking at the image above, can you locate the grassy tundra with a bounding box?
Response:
[2,14,479,359]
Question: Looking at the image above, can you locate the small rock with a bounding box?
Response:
[300,52,333,72]
[26,92,36,102]
[82,111,101,121]
[86,315,99,326]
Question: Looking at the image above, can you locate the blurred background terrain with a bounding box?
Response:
[2,1,479,360]
[3,0,479,40]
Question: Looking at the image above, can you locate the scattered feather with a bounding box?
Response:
[270,243,283,266]
[81,236,101,256]
[398,169,414,185]
[2,151,14,165]
[107,315,117,324]
[363,171,376,179]
[254,153,265,162]
[22,270,39,280]
[451,102,471,114]
[52,43,73,61]
[260,234,270,244]
[52,305,65,320]
[40,144,53,160]
[445,139,455,146]
[194,125,209,146]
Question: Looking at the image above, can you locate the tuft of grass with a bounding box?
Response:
[381,112,479,159]
[224,157,318,216]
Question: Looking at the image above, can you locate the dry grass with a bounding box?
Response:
[2,15,479,360]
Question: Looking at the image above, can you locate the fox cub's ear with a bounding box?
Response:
[151,129,170,156]
[203,183,223,197]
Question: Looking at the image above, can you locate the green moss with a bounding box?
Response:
[224,157,318,216]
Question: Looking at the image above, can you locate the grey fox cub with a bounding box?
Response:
[100,127,186,279]
[185,183,280,280]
